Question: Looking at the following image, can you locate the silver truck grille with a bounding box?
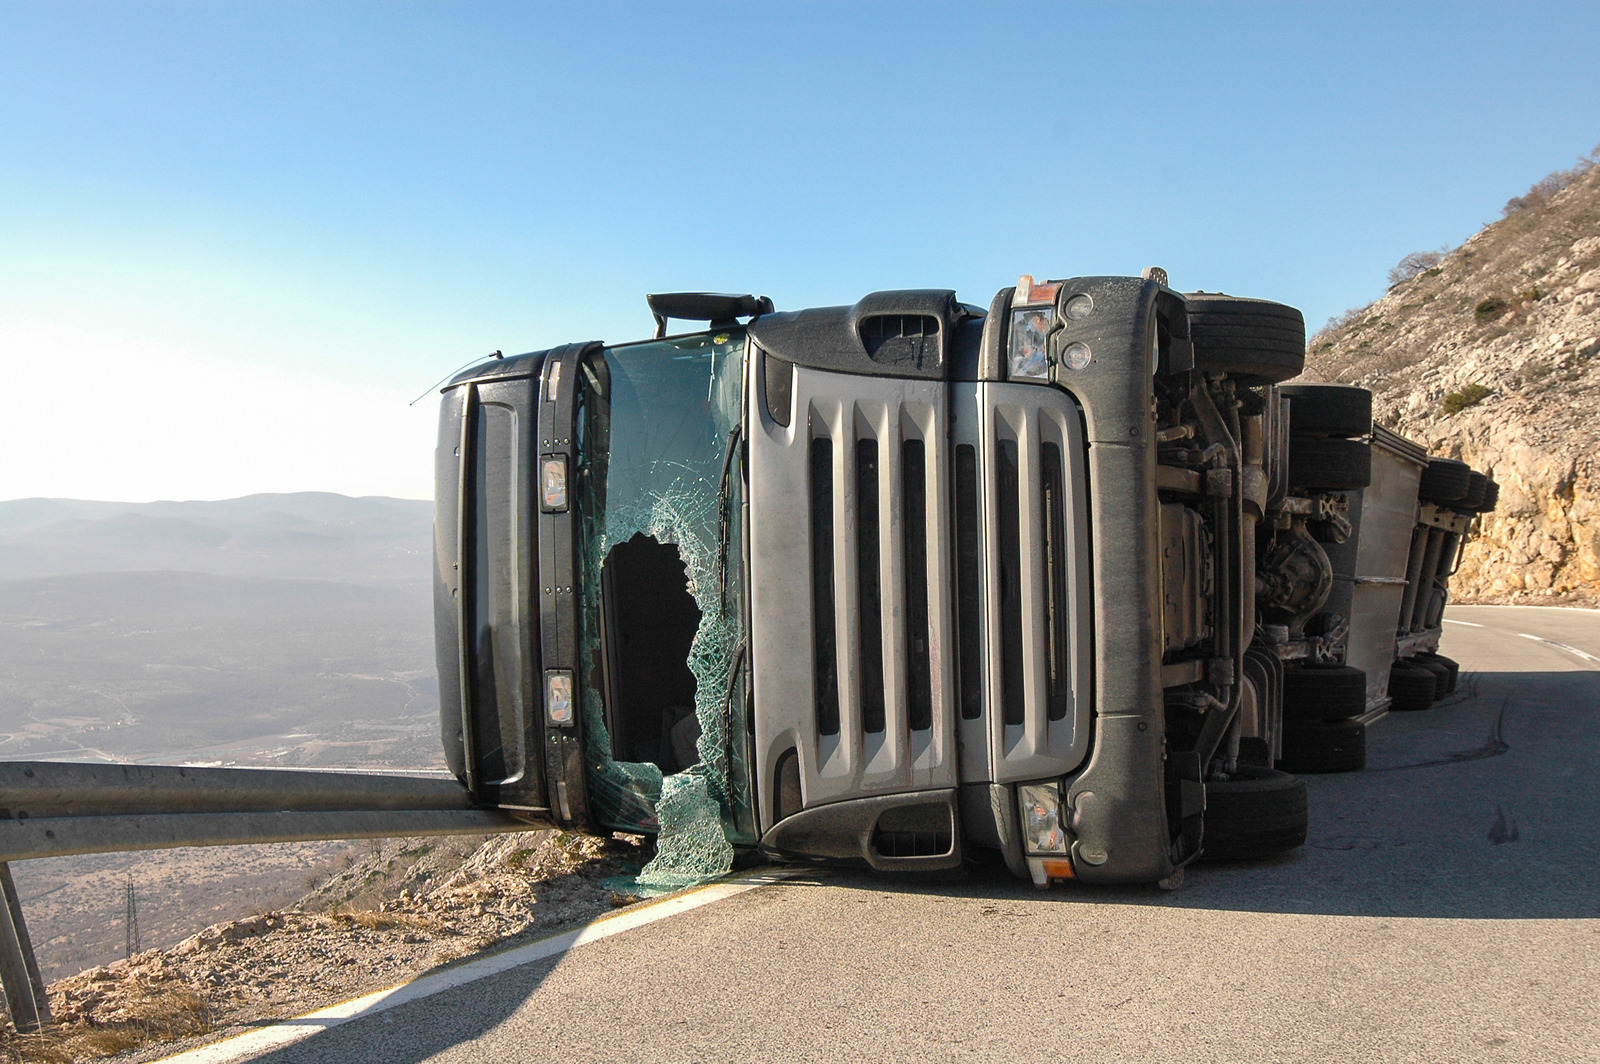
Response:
[750,361,1091,831]
[951,384,1093,786]
[808,434,935,740]
[750,362,957,818]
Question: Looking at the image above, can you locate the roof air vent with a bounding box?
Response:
[858,315,941,369]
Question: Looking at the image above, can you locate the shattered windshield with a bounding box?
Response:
[574,331,751,895]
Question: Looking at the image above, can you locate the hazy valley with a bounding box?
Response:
[0,492,445,980]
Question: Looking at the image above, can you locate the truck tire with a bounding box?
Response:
[1279,384,1372,438]
[1412,656,1452,700]
[1482,479,1500,512]
[1418,459,1471,504]
[1278,718,1366,774]
[1288,437,1372,491]
[1200,766,1309,861]
[1388,662,1437,711]
[1282,664,1367,722]
[1459,472,1489,512]
[1185,295,1307,385]
[1418,652,1460,694]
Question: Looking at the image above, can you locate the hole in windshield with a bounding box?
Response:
[602,533,703,775]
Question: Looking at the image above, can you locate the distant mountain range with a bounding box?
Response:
[0,493,443,768]
[0,492,433,585]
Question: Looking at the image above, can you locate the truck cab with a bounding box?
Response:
[432,274,1492,889]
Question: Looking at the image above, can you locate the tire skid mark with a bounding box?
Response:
[1372,700,1511,772]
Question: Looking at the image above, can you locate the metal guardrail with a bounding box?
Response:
[0,762,481,818]
[0,761,539,1033]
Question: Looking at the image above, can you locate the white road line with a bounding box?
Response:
[1443,619,1484,628]
[156,869,797,1064]
[1517,632,1600,666]
[1456,604,1600,613]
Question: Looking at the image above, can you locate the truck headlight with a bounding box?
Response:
[541,456,569,512]
[1009,307,1054,380]
[1018,783,1068,854]
[545,670,575,726]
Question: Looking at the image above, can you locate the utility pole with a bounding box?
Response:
[124,875,139,959]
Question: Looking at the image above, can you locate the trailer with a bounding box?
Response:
[432,271,1495,889]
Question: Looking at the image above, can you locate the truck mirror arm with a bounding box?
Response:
[646,293,775,339]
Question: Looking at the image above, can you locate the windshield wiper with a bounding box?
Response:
[715,641,747,787]
[716,424,742,616]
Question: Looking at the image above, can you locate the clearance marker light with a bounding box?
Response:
[545,670,575,726]
[541,456,569,512]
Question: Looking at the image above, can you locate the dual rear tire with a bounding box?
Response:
[1390,654,1460,710]
[1280,384,1375,492]
[1389,661,1440,711]
[1278,664,1367,774]
[1418,652,1460,695]
[1420,458,1499,514]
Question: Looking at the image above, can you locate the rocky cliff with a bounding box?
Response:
[1302,149,1600,603]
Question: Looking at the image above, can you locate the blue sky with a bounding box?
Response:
[3,1,1597,501]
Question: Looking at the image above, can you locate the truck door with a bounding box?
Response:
[435,350,581,821]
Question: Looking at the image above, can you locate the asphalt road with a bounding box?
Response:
[178,606,1600,1064]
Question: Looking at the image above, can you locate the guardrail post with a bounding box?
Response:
[0,861,48,1032]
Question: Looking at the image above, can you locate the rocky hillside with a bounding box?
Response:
[1302,147,1600,603]
[3,830,650,1063]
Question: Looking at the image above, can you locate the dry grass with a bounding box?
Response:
[325,909,442,933]
[0,1033,75,1064]
[0,986,213,1063]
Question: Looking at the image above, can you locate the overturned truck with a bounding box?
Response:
[433,272,1494,889]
